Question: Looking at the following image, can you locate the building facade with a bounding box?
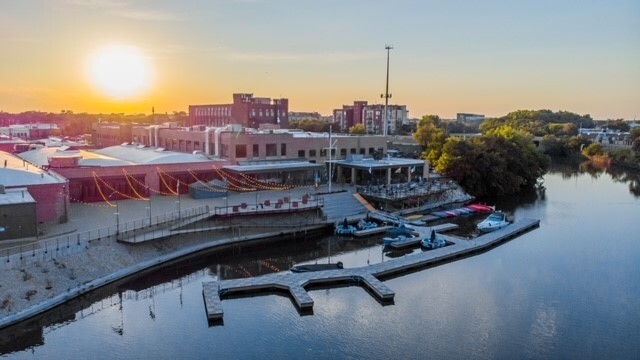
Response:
[333,101,407,135]
[188,93,289,129]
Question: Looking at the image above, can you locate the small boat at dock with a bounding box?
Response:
[431,203,494,218]
[383,232,420,246]
[335,218,357,236]
[421,229,447,249]
[477,211,509,233]
[357,219,378,230]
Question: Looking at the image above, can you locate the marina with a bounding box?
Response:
[203,217,540,322]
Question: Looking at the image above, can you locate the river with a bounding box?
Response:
[2,160,639,359]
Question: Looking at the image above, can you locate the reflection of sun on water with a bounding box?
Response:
[87,44,152,101]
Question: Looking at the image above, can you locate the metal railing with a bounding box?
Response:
[1,205,210,267]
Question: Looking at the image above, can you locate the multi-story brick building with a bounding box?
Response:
[333,101,407,135]
[188,93,289,129]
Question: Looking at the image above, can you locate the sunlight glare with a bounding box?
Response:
[88,44,152,101]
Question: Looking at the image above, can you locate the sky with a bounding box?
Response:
[1,0,639,120]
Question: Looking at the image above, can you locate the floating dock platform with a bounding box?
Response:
[203,218,539,323]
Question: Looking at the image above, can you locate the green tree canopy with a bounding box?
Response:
[413,115,447,164]
[480,109,594,136]
[434,125,549,197]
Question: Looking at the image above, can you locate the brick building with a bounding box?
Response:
[188,93,289,129]
[333,101,407,135]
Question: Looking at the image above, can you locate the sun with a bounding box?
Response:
[87,44,153,101]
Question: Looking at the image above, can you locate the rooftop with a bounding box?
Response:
[0,187,36,205]
[93,144,214,165]
[0,151,65,186]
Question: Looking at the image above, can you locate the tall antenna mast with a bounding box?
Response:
[382,45,393,136]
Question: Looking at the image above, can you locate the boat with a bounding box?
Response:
[421,229,446,249]
[383,234,412,246]
[385,220,414,237]
[335,218,357,236]
[477,211,509,233]
[290,261,343,273]
[357,219,378,230]
[432,204,494,218]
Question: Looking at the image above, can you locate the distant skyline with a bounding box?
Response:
[1,0,639,120]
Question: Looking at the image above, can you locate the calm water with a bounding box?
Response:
[2,161,640,359]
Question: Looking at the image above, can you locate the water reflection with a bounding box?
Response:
[3,163,639,358]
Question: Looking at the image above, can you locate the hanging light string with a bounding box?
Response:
[122,169,149,200]
[93,172,116,207]
[239,173,292,190]
[92,172,148,201]
[211,165,255,191]
[156,167,179,195]
[123,168,175,196]
[69,196,114,208]
[187,169,228,193]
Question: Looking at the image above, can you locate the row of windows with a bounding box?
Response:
[297,147,376,158]
[250,108,284,117]
[194,107,231,117]
[230,143,287,158]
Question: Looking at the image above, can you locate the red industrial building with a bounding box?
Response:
[188,93,289,129]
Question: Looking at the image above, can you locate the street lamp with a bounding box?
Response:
[109,191,120,235]
[256,192,260,211]
[146,186,152,226]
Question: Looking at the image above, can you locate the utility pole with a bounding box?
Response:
[382,45,393,136]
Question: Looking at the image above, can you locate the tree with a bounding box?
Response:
[582,143,604,157]
[349,124,365,135]
[434,125,549,197]
[414,115,447,164]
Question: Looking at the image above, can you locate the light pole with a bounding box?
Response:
[109,191,120,235]
[176,180,181,219]
[146,186,152,226]
[381,45,393,136]
[256,193,261,211]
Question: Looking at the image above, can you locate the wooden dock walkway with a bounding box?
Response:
[202,218,539,322]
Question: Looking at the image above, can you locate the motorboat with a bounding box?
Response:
[386,220,414,237]
[477,211,509,233]
[421,229,446,249]
[335,218,356,236]
[290,261,343,273]
[357,219,378,230]
[383,233,419,246]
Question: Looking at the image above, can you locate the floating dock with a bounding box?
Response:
[353,225,393,237]
[202,218,539,323]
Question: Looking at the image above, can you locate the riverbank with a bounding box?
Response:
[0,216,326,329]
[0,183,472,329]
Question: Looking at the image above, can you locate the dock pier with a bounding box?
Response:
[202,218,540,322]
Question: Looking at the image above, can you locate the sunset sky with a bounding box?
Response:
[1,0,638,120]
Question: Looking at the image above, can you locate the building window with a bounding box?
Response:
[281,143,286,156]
[253,144,259,157]
[350,148,356,154]
[251,109,256,116]
[236,144,247,158]
[309,149,317,157]
[298,150,305,158]
[266,143,277,156]
[369,147,375,154]
[221,144,229,157]
[359,148,365,154]
[194,141,200,150]
[340,149,347,157]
